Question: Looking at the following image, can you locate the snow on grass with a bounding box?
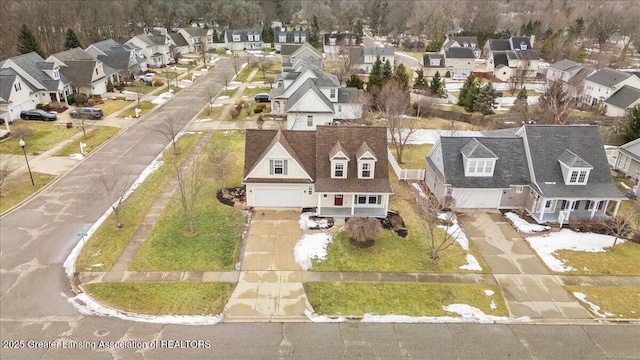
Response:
[620,181,631,190]
[298,212,329,230]
[362,304,530,323]
[484,290,495,296]
[438,211,481,271]
[526,229,625,272]
[573,292,614,318]
[217,96,230,100]
[490,300,497,310]
[304,309,346,323]
[66,293,223,325]
[195,118,212,123]
[398,129,485,145]
[505,212,550,233]
[294,233,333,271]
[411,183,427,198]
[69,153,84,160]
[459,254,482,271]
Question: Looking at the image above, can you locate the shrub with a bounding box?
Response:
[35,103,43,109]
[253,108,263,113]
[445,71,451,78]
[345,217,382,248]
[152,76,164,86]
[87,98,99,106]
[74,93,88,106]
[10,121,35,139]
[230,109,239,119]
[256,103,266,109]
[568,217,607,234]
[115,82,126,91]
[45,102,68,112]
[66,94,75,105]
[106,80,114,92]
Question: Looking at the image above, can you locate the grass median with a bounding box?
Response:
[0,172,57,214]
[118,101,155,118]
[55,126,120,156]
[83,282,234,315]
[306,283,506,317]
[555,241,640,276]
[566,286,640,318]
[0,121,78,154]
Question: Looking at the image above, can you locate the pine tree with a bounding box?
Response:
[310,15,320,46]
[64,28,82,50]
[429,71,446,98]
[367,56,384,91]
[625,104,640,141]
[511,88,529,118]
[346,73,364,89]
[473,83,497,115]
[392,63,409,90]
[501,28,512,39]
[413,68,427,90]
[458,74,478,112]
[382,59,393,81]
[17,24,44,58]
[352,19,364,38]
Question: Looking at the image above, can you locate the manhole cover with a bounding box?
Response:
[94,329,109,336]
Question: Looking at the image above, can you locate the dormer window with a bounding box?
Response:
[14,82,21,91]
[558,149,592,185]
[254,35,260,41]
[520,43,527,50]
[233,34,241,41]
[359,161,374,178]
[461,139,497,177]
[332,161,347,178]
[356,142,377,179]
[329,37,336,45]
[330,89,336,99]
[430,58,441,66]
[279,35,287,42]
[294,35,300,42]
[301,35,306,42]
[270,159,288,175]
[53,70,59,79]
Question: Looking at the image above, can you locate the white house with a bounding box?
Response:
[126,33,172,68]
[85,39,146,80]
[47,47,109,96]
[224,29,263,51]
[582,68,640,107]
[0,72,33,123]
[614,138,640,182]
[178,27,214,53]
[604,85,640,116]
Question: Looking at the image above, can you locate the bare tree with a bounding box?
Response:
[345,217,382,248]
[588,3,621,49]
[604,202,640,249]
[537,80,577,125]
[379,79,416,164]
[206,87,217,115]
[222,72,232,90]
[507,67,526,95]
[208,138,233,188]
[153,116,182,155]
[74,116,89,138]
[94,169,135,228]
[0,155,17,196]
[231,52,244,78]
[173,153,208,235]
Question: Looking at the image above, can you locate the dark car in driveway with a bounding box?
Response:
[70,107,104,120]
[20,109,57,121]
[254,93,270,102]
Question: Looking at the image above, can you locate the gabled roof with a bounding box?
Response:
[225,28,262,42]
[132,34,156,47]
[273,30,309,43]
[284,78,334,113]
[356,142,377,160]
[182,27,209,37]
[0,73,17,103]
[280,43,302,56]
[586,68,634,88]
[447,36,479,49]
[329,141,350,160]
[423,53,445,68]
[493,52,508,67]
[505,50,541,61]
[486,39,511,51]
[558,149,592,168]
[604,85,640,110]
[521,125,624,198]
[50,47,95,62]
[290,42,322,60]
[510,36,532,50]
[460,138,498,158]
[169,32,189,47]
[337,87,361,103]
[0,52,62,92]
[90,39,121,53]
[57,60,101,87]
[617,138,640,160]
[549,59,581,72]
[363,47,394,56]
[445,47,475,59]
[323,32,360,45]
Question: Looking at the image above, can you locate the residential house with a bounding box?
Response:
[126,33,172,68]
[604,85,640,116]
[443,47,475,78]
[168,32,190,56]
[243,126,393,217]
[484,36,540,79]
[442,36,481,58]
[0,71,32,123]
[273,29,309,51]
[546,59,596,99]
[614,138,640,183]
[0,52,70,107]
[422,53,446,77]
[178,27,214,53]
[424,125,625,224]
[47,47,109,96]
[85,39,146,80]
[358,47,395,74]
[224,28,263,51]
[323,32,359,55]
[582,68,640,108]
[280,43,322,64]
[270,59,363,129]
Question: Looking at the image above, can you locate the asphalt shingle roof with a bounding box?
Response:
[549,59,581,72]
[586,68,634,88]
[460,138,498,158]
[604,85,640,110]
[423,53,445,68]
[363,47,394,56]
[0,73,17,103]
[557,149,592,168]
[0,52,62,92]
[284,78,334,113]
[445,47,475,59]
[169,32,188,47]
[487,39,511,51]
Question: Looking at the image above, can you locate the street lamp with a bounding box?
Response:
[18,138,34,186]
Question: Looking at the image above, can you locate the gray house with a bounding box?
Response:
[425,125,626,224]
[614,138,640,187]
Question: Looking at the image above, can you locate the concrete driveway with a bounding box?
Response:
[461,211,592,319]
[223,209,311,321]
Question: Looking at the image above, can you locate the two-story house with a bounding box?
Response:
[243,126,393,217]
[168,32,190,55]
[358,47,395,74]
[443,47,475,79]
[0,52,71,107]
[224,29,263,51]
[484,36,540,79]
[323,32,359,55]
[126,33,172,68]
[270,59,363,129]
[613,138,640,186]
[280,43,322,64]
[442,36,481,58]
[546,59,596,100]
[424,125,625,224]
[422,53,446,78]
[0,71,33,123]
[273,29,309,52]
[47,47,109,96]
[85,39,147,80]
[582,68,640,107]
[178,27,214,53]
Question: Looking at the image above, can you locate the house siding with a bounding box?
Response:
[248,143,310,179]
[287,113,334,130]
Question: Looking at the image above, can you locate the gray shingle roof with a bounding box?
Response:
[225,28,262,42]
[460,138,498,158]
[604,85,640,110]
[617,138,640,160]
[586,68,633,88]
[280,44,302,56]
[558,149,592,168]
[493,52,508,67]
[169,32,188,47]
[183,27,209,37]
[284,78,334,113]
[59,60,102,87]
[423,53,445,68]
[549,59,581,72]
[511,36,532,50]
[51,47,95,61]
[0,73,17,103]
[90,39,121,53]
[445,47,475,59]
[0,52,62,92]
[487,39,511,51]
[363,47,394,56]
[273,30,309,43]
[337,87,361,103]
[447,36,479,49]
[523,125,624,198]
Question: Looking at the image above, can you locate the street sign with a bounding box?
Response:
[77,231,87,237]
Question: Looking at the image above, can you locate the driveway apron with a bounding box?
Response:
[461,211,592,319]
[223,209,311,321]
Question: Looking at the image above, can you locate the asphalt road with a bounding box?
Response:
[1,57,639,360]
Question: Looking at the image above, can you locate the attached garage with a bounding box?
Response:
[252,188,303,208]
[451,188,502,209]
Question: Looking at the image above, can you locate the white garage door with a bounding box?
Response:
[453,189,501,209]
[253,188,303,208]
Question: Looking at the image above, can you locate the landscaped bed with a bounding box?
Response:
[83,282,234,315]
[306,282,507,317]
[54,126,120,156]
[566,286,640,319]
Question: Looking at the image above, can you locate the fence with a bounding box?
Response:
[388,148,425,180]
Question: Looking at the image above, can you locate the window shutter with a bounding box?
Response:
[269,160,274,175]
[284,160,288,175]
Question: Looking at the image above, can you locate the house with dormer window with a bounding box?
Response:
[224,28,263,51]
[442,36,481,58]
[243,126,393,217]
[47,47,109,95]
[178,27,214,53]
[424,125,625,224]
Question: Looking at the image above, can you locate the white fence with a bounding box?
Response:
[388,148,425,180]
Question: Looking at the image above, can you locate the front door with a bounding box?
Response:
[334,195,343,206]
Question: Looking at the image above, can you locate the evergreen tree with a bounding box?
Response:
[382,59,392,80]
[501,28,512,39]
[511,88,529,119]
[425,35,445,52]
[392,63,409,90]
[352,19,364,38]
[625,104,640,141]
[64,28,82,50]
[346,73,364,90]
[262,23,274,44]
[429,71,446,98]
[310,15,320,46]
[458,74,478,112]
[17,24,44,57]
[413,68,427,90]
[473,83,497,115]
[367,56,384,91]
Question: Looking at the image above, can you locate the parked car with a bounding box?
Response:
[138,73,155,83]
[70,107,104,120]
[20,109,57,121]
[254,93,270,103]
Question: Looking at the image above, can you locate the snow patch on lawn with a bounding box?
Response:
[411,183,427,198]
[399,129,485,145]
[573,292,614,318]
[69,153,84,160]
[362,304,530,323]
[66,293,223,325]
[484,290,495,296]
[294,233,333,270]
[195,118,212,123]
[505,212,550,233]
[459,254,482,271]
[526,229,625,272]
[298,212,329,230]
[437,212,481,271]
[304,309,346,323]
[217,95,230,100]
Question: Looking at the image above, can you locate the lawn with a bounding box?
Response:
[130,131,246,271]
[95,100,132,116]
[396,144,432,168]
[412,117,480,131]
[83,282,234,315]
[555,241,640,276]
[0,121,79,154]
[0,172,57,214]
[219,88,239,97]
[55,126,120,156]
[125,84,156,95]
[236,63,255,82]
[156,71,178,80]
[241,86,271,99]
[118,101,155,118]
[75,134,201,272]
[197,104,226,120]
[566,286,640,318]
[306,283,507,317]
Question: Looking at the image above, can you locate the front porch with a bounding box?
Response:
[317,193,390,218]
[318,206,387,218]
[530,198,623,225]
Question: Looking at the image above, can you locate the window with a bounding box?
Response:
[338,105,342,112]
[14,82,21,91]
[368,196,379,204]
[233,35,241,41]
[254,35,260,41]
[476,160,484,173]
[248,34,254,41]
[572,201,580,210]
[468,160,476,173]
[515,185,524,194]
[279,35,287,42]
[308,186,313,195]
[294,35,300,42]
[578,171,587,183]
[545,200,552,209]
[597,201,605,210]
[272,159,284,174]
[301,35,306,42]
[361,163,371,178]
[357,196,367,204]
[569,171,578,183]
[330,89,336,99]
[334,163,345,177]
[484,161,492,173]
[307,115,313,126]
[561,200,569,210]
[586,200,594,210]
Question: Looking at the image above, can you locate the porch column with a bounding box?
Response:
[613,200,621,217]
[317,194,321,214]
[351,195,355,216]
[590,200,597,219]
[538,198,546,221]
[566,200,574,223]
